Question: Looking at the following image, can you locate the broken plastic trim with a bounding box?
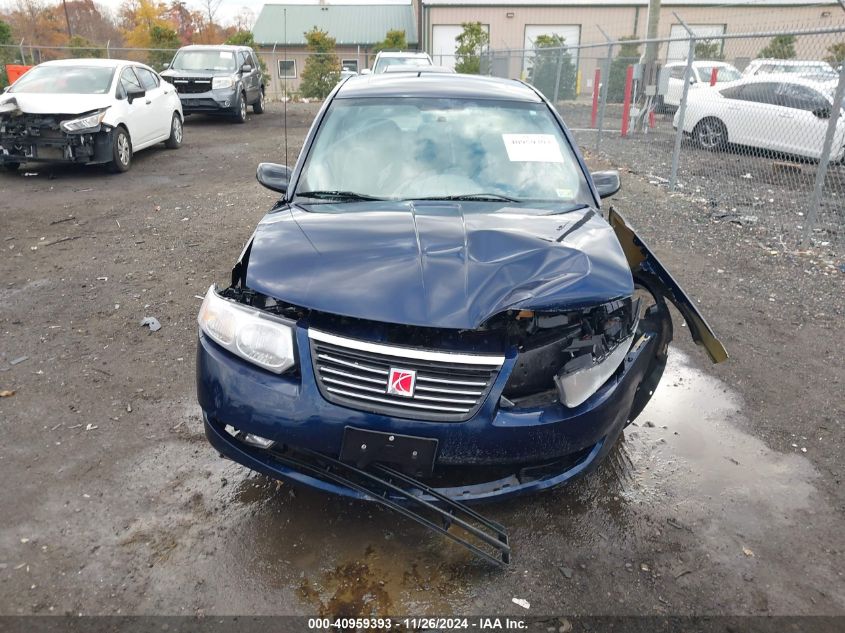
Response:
[266,445,511,567]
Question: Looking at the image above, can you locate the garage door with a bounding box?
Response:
[523,25,580,75]
[432,24,488,69]
[667,24,726,62]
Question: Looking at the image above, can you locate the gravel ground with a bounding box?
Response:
[0,101,843,620]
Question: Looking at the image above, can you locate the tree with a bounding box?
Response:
[299,27,340,99]
[148,24,180,68]
[527,34,576,101]
[454,21,487,74]
[226,30,269,82]
[120,0,174,49]
[824,42,845,67]
[0,19,14,87]
[758,34,796,59]
[68,34,104,57]
[607,36,640,103]
[695,39,724,61]
[374,29,406,54]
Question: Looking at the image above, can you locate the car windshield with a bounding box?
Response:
[296,97,591,208]
[698,66,741,82]
[9,65,114,94]
[374,57,432,74]
[172,50,237,72]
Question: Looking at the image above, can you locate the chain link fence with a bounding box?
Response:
[484,24,845,254]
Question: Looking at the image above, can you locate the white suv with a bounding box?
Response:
[369,51,433,74]
[661,61,742,109]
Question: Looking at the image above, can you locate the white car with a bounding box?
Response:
[0,58,183,173]
[368,51,433,74]
[661,61,742,109]
[676,74,845,161]
[743,59,838,82]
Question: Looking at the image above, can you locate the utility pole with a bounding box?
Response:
[643,0,661,64]
[61,0,73,40]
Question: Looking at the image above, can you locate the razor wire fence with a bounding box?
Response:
[484,23,845,254]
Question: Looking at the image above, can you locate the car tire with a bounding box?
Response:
[234,92,247,124]
[253,88,265,114]
[165,113,183,149]
[693,117,727,151]
[2,162,20,172]
[107,126,132,173]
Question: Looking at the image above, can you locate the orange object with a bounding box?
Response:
[710,67,719,86]
[620,65,634,137]
[5,64,33,85]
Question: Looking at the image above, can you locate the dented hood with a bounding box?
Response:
[244,202,634,330]
[0,93,113,116]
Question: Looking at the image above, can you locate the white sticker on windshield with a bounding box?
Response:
[502,134,564,163]
[219,51,234,59]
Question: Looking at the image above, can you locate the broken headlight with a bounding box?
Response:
[60,109,108,133]
[502,298,637,408]
[198,286,296,374]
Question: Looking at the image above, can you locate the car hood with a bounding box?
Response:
[244,202,634,330]
[0,93,112,116]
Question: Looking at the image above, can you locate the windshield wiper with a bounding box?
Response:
[296,190,388,202]
[411,193,521,203]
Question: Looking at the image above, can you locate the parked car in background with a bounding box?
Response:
[743,59,838,82]
[197,73,727,513]
[676,74,844,161]
[661,61,742,109]
[367,51,433,74]
[0,58,182,173]
[161,44,265,123]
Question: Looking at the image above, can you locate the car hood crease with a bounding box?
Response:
[244,203,634,330]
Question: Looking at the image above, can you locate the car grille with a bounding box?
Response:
[171,78,213,94]
[309,329,504,422]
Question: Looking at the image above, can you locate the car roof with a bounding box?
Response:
[666,60,734,68]
[718,73,837,91]
[178,44,251,52]
[375,51,430,58]
[335,72,542,102]
[748,59,831,66]
[39,58,133,68]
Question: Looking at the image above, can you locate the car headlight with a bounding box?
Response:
[198,286,296,374]
[60,109,108,133]
[553,335,633,408]
[212,76,234,90]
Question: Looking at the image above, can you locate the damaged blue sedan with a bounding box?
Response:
[196,73,726,548]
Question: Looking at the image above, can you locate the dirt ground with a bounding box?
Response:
[1,102,844,620]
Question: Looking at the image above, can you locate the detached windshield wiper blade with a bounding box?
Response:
[412,193,521,203]
[296,190,388,202]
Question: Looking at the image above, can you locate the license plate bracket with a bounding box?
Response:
[340,426,438,477]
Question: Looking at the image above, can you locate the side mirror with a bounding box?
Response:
[256,162,292,194]
[360,69,372,75]
[241,64,253,74]
[127,88,145,104]
[161,62,170,70]
[591,170,621,199]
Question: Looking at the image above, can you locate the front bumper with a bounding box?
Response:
[176,89,238,114]
[0,126,114,165]
[197,323,658,503]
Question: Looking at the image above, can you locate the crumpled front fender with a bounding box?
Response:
[608,207,728,364]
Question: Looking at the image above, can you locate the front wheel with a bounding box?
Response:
[253,89,265,114]
[694,118,727,151]
[234,92,247,124]
[165,113,183,149]
[107,127,132,173]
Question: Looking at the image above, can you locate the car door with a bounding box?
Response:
[722,82,784,152]
[665,65,688,106]
[134,66,170,141]
[774,82,841,160]
[246,51,261,101]
[117,66,156,146]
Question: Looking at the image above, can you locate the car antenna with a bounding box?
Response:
[283,8,288,169]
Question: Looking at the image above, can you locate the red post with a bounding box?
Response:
[591,68,601,128]
[710,67,719,86]
[621,65,634,137]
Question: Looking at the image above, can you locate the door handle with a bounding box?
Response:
[777,113,792,118]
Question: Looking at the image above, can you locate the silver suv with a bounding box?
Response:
[368,51,433,74]
[161,44,265,123]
